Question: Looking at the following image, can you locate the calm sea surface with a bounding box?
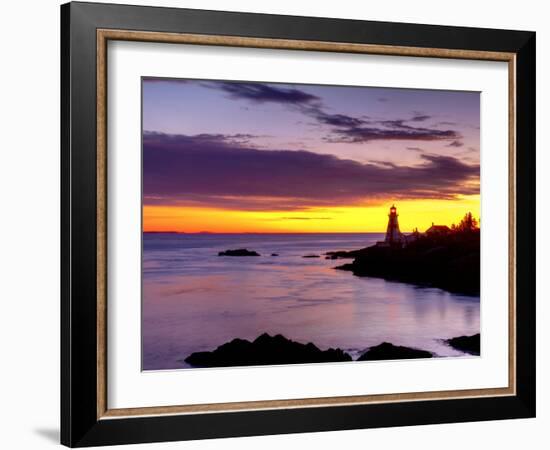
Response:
[143,233,480,370]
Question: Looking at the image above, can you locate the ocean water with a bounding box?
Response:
[142,233,480,370]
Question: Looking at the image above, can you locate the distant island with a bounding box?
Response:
[329,207,480,296]
[218,248,260,256]
[143,230,184,234]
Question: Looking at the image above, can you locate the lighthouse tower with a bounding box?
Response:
[384,205,402,245]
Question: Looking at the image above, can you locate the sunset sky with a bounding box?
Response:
[142,78,480,233]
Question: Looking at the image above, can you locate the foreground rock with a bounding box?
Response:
[357,342,433,361]
[185,333,352,367]
[218,248,260,256]
[446,333,480,355]
[334,231,480,296]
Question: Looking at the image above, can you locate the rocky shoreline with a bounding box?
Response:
[184,333,479,368]
[214,234,480,295]
[357,342,433,361]
[184,333,351,367]
[446,333,480,355]
[216,232,480,297]
[330,231,480,296]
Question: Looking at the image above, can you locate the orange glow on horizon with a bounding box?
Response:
[143,195,480,234]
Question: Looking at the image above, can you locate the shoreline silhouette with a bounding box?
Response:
[328,212,480,296]
[184,332,479,368]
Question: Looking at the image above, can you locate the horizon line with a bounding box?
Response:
[144,231,396,235]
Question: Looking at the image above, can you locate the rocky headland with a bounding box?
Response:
[446,333,480,355]
[332,230,480,296]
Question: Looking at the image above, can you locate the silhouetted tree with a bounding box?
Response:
[456,212,478,232]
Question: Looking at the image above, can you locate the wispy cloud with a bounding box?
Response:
[203,81,320,105]
[324,123,459,144]
[410,114,431,122]
[200,81,462,145]
[143,77,190,84]
[447,140,464,148]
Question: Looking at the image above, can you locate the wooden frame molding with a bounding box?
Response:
[96,29,517,420]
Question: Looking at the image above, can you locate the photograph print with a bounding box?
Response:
[142,77,481,371]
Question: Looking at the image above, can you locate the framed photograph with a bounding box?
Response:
[61,2,535,447]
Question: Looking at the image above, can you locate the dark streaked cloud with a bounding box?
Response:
[308,109,365,128]
[205,81,320,105]
[175,132,260,147]
[143,77,190,84]
[447,140,464,147]
[200,81,462,144]
[410,114,431,122]
[324,124,459,144]
[144,132,479,210]
[304,106,458,144]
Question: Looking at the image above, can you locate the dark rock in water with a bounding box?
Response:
[184,333,352,368]
[302,254,320,258]
[333,231,480,296]
[357,342,433,361]
[446,333,480,355]
[325,248,369,259]
[218,248,260,256]
[271,253,279,256]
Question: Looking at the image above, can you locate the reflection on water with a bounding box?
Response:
[142,233,480,370]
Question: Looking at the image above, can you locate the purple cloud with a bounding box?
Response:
[200,81,461,144]
[143,132,479,210]
[325,125,459,143]
[143,77,190,84]
[303,108,458,144]
[205,81,320,105]
[447,140,464,147]
[309,110,366,128]
[185,80,464,146]
[410,114,431,122]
